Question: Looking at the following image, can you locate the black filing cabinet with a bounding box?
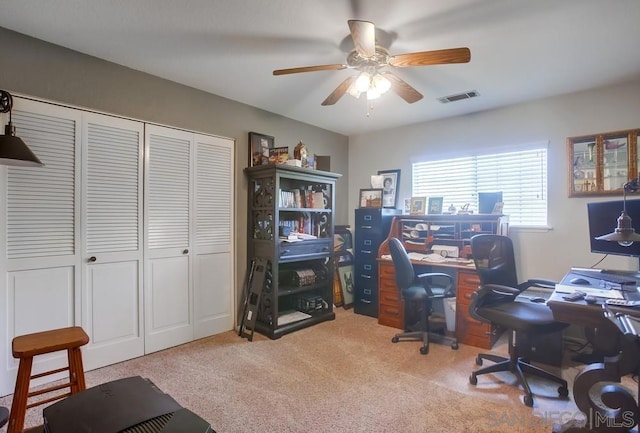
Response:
[353,209,399,317]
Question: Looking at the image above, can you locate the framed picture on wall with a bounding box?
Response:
[248,131,274,167]
[377,169,401,209]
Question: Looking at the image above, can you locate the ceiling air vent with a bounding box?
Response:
[437,90,479,104]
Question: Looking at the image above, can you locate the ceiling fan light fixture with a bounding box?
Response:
[372,74,391,94]
[347,84,361,99]
[355,72,371,93]
[366,88,381,100]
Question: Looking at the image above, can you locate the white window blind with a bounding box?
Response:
[412,148,548,226]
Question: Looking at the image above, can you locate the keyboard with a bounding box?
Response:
[555,283,624,300]
[570,269,637,285]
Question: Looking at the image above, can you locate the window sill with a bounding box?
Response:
[510,225,552,233]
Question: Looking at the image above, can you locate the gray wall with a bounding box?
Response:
[1,27,349,312]
[348,77,640,281]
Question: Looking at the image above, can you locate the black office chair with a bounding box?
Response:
[468,234,569,406]
[389,238,458,354]
[0,406,8,428]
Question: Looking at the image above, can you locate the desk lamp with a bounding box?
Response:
[595,177,640,246]
[0,90,43,167]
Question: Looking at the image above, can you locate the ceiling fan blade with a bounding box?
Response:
[381,73,423,104]
[321,76,356,106]
[273,64,347,76]
[389,47,471,67]
[348,20,375,57]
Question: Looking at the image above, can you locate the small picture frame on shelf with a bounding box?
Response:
[410,197,427,215]
[359,188,383,208]
[377,169,401,209]
[248,131,274,167]
[491,202,504,214]
[428,197,443,214]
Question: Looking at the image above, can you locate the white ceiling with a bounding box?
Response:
[1,0,639,136]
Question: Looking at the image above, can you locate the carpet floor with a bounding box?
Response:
[0,308,634,432]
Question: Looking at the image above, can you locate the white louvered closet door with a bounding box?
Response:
[81,113,144,371]
[0,99,82,397]
[144,125,194,353]
[193,134,234,339]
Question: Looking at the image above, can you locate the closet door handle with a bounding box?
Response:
[183,249,189,255]
[88,256,97,263]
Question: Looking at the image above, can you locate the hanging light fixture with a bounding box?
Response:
[595,178,640,246]
[0,90,43,167]
[348,69,392,102]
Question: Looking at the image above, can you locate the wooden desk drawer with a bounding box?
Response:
[378,262,395,280]
[454,270,499,348]
[379,289,401,305]
[378,302,403,329]
[457,271,480,293]
[378,265,403,328]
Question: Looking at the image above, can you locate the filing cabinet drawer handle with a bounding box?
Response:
[360,274,372,279]
[362,250,372,254]
[362,225,373,229]
[359,299,372,304]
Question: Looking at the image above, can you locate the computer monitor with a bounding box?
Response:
[478,192,503,214]
[587,198,640,257]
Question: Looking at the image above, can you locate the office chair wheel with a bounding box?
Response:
[469,374,477,385]
[523,394,534,407]
[391,336,399,343]
[558,386,569,397]
[420,346,429,355]
[475,356,483,366]
[451,342,459,350]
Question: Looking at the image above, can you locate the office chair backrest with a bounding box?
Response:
[389,238,415,290]
[470,234,519,288]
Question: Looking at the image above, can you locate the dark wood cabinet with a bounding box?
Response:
[244,165,341,339]
[353,209,399,317]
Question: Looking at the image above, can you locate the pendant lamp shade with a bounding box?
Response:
[0,90,44,167]
[595,178,640,246]
[595,210,640,244]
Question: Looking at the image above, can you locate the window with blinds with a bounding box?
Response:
[412,148,548,226]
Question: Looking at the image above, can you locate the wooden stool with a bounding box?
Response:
[8,326,89,433]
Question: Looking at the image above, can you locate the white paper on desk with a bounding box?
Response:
[554,283,624,299]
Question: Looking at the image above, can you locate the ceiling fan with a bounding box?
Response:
[273,20,471,106]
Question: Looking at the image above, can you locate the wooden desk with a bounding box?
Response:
[547,290,640,433]
[377,258,501,349]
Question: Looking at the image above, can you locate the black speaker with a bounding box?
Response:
[516,330,563,367]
